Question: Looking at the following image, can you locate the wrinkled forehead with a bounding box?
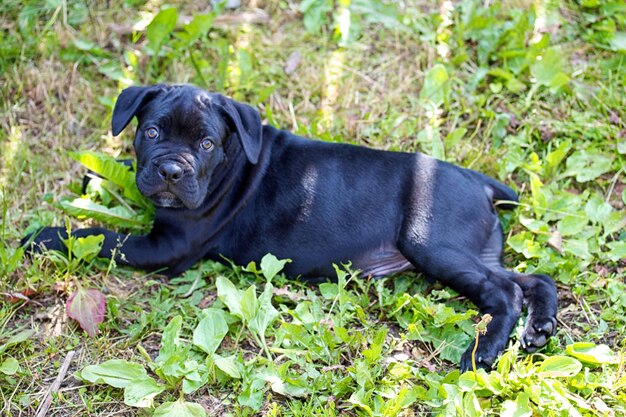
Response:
[137,87,227,138]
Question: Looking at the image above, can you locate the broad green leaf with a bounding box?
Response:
[319,282,338,299]
[178,13,214,44]
[417,125,444,160]
[463,390,483,417]
[347,387,373,415]
[216,276,243,319]
[214,354,241,379]
[81,360,148,388]
[585,194,612,224]
[300,0,332,33]
[182,367,208,394]
[240,285,259,323]
[260,253,291,281]
[500,393,532,417]
[70,235,104,262]
[564,150,613,183]
[545,141,571,174]
[261,367,310,398]
[0,357,19,375]
[557,214,587,236]
[565,342,619,365]
[0,329,34,355]
[146,8,178,53]
[602,211,626,236]
[238,378,265,410]
[610,32,626,51]
[562,238,591,260]
[154,399,207,417]
[530,48,569,92]
[606,241,626,262]
[159,316,183,360]
[66,287,106,337]
[420,64,449,109]
[249,284,279,342]
[59,198,150,230]
[537,356,582,378]
[193,310,229,354]
[123,376,165,407]
[69,151,146,205]
[445,127,467,149]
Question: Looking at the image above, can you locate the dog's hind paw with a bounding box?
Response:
[521,315,557,352]
[460,342,500,373]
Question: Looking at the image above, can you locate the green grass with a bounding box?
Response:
[1,0,625,416]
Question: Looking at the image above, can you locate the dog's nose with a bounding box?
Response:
[158,162,184,183]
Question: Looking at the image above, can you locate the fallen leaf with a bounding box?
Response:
[66,288,106,337]
[273,286,305,302]
[284,51,302,75]
[539,123,554,142]
[548,229,563,254]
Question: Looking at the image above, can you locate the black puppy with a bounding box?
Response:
[25,84,557,370]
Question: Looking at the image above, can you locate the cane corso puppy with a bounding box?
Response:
[24,84,558,370]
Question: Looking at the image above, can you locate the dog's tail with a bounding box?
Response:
[469,170,519,211]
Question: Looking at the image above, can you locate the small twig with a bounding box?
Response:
[471,314,492,373]
[35,350,76,417]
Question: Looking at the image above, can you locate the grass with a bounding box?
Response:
[1,0,625,416]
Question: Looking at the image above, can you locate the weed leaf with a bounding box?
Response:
[420,64,449,109]
[159,316,183,358]
[193,309,229,355]
[66,287,106,337]
[0,357,19,375]
[146,8,178,54]
[154,399,207,417]
[565,342,619,365]
[564,150,613,182]
[537,356,582,378]
[69,151,146,205]
[123,376,165,408]
[59,198,149,230]
[240,285,259,323]
[249,284,279,343]
[81,359,148,388]
[69,235,104,262]
[260,253,290,281]
[500,392,532,417]
[214,354,241,379]
[216,276,244,319]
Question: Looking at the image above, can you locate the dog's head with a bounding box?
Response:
[111,85,262,209]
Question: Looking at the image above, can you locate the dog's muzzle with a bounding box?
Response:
[137,158,202,209]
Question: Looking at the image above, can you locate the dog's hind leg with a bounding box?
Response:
[399,242,524,371]
[480,221,558,352]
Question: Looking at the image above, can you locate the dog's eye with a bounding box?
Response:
[145,127,159,139]
[200,138,214,151]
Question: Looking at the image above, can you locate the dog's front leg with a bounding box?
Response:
[22,226,180,273]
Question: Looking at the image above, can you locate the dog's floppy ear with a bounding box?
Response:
[214,95,262,164]
[111,85,163,136]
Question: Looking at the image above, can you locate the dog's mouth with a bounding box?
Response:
[151,191,185,208]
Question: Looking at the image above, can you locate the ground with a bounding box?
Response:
[1,1,625,416]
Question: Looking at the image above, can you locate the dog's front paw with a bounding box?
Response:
[521,315,557,352]
[21,227,69,254]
